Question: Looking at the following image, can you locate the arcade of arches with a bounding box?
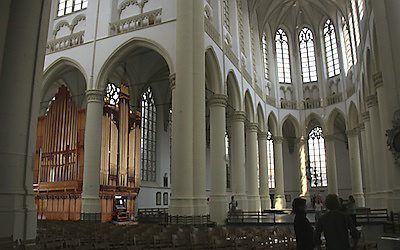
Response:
[1,0,400,242]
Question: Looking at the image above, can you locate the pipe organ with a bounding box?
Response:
[34,84,141,222]
[100,83,141,222]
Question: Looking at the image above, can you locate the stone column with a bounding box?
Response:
[230,112,247,210]
[371,0,400,210]
[346,128,366,207]
[171,0,205,215]
[258,132,271,210]
[81,90,104,220]
[362,112,377,207]
[366,95,388,208]
[274,136,286,209]
[359,122,373,207]
[297,137,311,202]
[0,0,51,240]
[191,0,207,215]
[209,94,228,224]
[325,134,338,195]
[245,123,261,211]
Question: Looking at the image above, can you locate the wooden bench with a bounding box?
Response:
[384,212,400,234]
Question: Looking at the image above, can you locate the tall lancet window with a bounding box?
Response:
[351,0,361,46]
[342,17,354,69]
[299,27,317,83]
[262,33,269,79]
[267,131,275,189]
[140,87,157,182]
[225,132,231,189]
[324,20,340,77]
[357,0,365,20]
[307,127,327,187]
[275,29,292,84]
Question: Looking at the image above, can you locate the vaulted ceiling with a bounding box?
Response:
[248,0,347,34]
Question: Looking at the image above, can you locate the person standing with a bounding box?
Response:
[314,198,323,222]
[347,195,357,226]
[292,198,314,250]
[314,194,360,250]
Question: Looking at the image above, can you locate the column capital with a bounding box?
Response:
[346,128,360,137]
[246,123,258,132]
[258,132,268,140]
[208,94,227,108]
[169,73,176,90]
[362,111,370,121]
[273,136,284,143]
[86,90,104,104]
[373,71,383,89]
[366,95,378,108]
[230,111,246,123]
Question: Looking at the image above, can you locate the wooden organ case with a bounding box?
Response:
[100,83,141,222]
[34,86,85,220]
[34,84,141,222]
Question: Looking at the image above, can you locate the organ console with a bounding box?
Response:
[34,84,141,222]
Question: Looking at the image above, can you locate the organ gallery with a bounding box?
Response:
[34,84,141,222]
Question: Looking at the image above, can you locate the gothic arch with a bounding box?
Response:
[244,91,255,123]
[267,111,279,135]
[256,104,266,132]
[281,114,300,137]
[305,113,325,134]
[326,108,346,134]
[97,38,174,91]
[348,102,359,130]
[226,71,242,112]
[205,47,223,94]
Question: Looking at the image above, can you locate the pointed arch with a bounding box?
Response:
[226,71,242,112]
[256,104,266,132]
[326,108,346,134]
[281,114,300,138]
[267,111,279,135]
[244,91,255,123]
[305,113,325,134]
[205,47,223,94]
[348,101,360,130]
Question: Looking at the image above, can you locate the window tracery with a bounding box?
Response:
[324,20,340,77]
[299,27,317,83]
[308,127,327,187]
[275,29,291,84]
[262,33,269,79]
[140,87,157,182]
[267,131,275,189]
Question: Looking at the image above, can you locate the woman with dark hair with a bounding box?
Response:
[292,197,314,250]
[314,194,360,250]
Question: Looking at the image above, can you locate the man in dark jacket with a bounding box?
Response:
[293,197,314,250]
[314,194,360,250]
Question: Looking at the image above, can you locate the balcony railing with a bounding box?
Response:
[326,93,343,106]
[110,9,162,35]
[46,31,85,53]
[280,100,297,109]
[303,99,321,109]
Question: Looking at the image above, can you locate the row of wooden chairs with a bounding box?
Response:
[2,221,296,250]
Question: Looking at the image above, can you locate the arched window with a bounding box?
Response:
[357,0,365,20]
[105,82,120,106]
[299,27,318,83]
[342,17,354,69]
[351,0,361,46]
[156,192,161,205]
[275,29,292,84]
[323,20,340,77]
[307,127,327,187]
[267,131,275,189]
[140,87,157,182]
[262,33,269,79]
[57,0,88,17]
[225,132,231,189]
